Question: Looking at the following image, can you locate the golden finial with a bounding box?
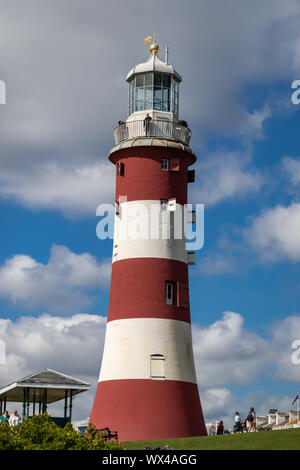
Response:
[150,43,159,54]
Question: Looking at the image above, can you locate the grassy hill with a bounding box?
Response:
[123,428,300,450]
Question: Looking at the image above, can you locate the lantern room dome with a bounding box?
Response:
[126,52,182,83]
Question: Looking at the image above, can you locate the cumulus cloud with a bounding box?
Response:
[0,162,114,217]
[201,388,235,422]
[196,253,238,276]
[0,0,299,215]
[269,315,300,383]
[0,245,111,311]
[282,156,300,191]
[0,313,106,421]
[0,310,299,423]
[193,312,270,387]
[191,151,263,205]
[243,202,300,262]
[193,311,300,387]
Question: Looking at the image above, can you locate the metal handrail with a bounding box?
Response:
[113,119,192,146]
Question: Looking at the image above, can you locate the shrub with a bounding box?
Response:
[0,413,124,450]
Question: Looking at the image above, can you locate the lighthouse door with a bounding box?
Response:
[150,354,165,380]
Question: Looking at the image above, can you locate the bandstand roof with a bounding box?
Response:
[0,368,90,404]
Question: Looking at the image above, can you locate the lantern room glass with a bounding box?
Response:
[128,72,179,118]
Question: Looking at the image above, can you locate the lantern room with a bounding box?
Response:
[126,43,182,121]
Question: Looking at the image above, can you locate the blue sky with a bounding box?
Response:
[0,0,300,426]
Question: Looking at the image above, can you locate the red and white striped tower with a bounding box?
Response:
[90,41,207,442]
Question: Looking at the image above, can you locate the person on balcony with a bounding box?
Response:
[117,120,126,140]
[144,114,152,136]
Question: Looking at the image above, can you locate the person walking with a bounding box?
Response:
[9,410,21,426]
[234,411,242,433]
[247,407,256,432]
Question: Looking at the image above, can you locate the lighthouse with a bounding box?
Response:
[90,41,207,442]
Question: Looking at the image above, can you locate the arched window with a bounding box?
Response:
[150,354,165,380]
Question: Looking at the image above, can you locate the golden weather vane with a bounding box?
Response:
[144,33,159,54]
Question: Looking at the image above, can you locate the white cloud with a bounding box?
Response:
[269,315,300,383]
[193,312,269,387]
[244,202,300,262]
[197,253,237,275]
[201,388,235,422]
[0,245,111,311]
[282,156,300,190]
[193,311,300,388]
[0,162,114,218]
[0,310,299,424]
[191,151,263,205]
[0,313,106,421]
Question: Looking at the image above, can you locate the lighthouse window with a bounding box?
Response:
[135,74,144,87]
[161,159,169,171]
[177,282,189,308]
[171,78,179,117]
[169,158,180,171]
[153,87,162,110]
[163,75,171,88]
[165,281,174,305]
[116,162,124,176]
[145,73,153,87]
[129,72,174,115]
[154,74,162,87]
[160,199,168,211]
[150,354,165,380]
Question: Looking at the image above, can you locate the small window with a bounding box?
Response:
[116,162,125,176]
[188,169,195,183]
[161,159,169,171]
[165,281,174,305]
[170,158,180,172]
[177,282,189,308]
[160,199,168,211]
[150,354,165,380]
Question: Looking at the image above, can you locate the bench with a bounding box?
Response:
[97,427,118,442]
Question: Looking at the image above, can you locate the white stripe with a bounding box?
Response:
[99,318,197,383]
[113,200,188,263]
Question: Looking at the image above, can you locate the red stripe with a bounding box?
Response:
[108,258,190,323]
[90,379,207,442]
[109,147,194,204]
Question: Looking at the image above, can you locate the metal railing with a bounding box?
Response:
[113,119,192,146]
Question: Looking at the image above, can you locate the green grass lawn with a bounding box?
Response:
[123,428,300,450]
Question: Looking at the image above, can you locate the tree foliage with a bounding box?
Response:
[0,414,124,450]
